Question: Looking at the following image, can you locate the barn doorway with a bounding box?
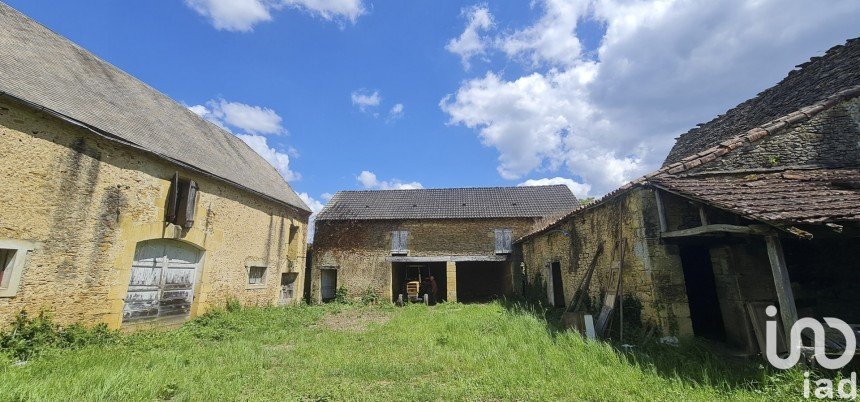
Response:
[391,262,446,303]
[455,261,506,303]
[549,261,566,307]
[320,269,338,302]
[122,239,202,326]
[679,245,726,341]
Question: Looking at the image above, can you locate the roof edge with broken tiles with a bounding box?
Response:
[515,85,860,244]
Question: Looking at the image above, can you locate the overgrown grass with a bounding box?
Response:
[0,302,805,401]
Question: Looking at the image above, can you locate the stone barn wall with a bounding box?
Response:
[0,96,309,329]
[311,217,536,303]
[517,188,695,338]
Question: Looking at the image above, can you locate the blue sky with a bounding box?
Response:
[6,0,860,223]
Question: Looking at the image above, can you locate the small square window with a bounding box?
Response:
[248,266,267,285]
[0,248,16,288]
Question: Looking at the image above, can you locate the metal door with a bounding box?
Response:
[123,239,202,324]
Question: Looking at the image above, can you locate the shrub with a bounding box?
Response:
[225,297,243,312]
[360,288,381,305]
[0,310,118,361]
[334,286,349,304]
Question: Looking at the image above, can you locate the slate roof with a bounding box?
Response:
[0,4,310,213]
[651,169,860,226]
[316,185,579,221]
[665,37,860,165]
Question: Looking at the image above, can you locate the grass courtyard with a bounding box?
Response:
[0,302,803,401]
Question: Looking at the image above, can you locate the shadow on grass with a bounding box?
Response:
[494,296,800,395]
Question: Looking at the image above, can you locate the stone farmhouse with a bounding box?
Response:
[0,4,311,329]
[515,38,860,353]
[310,186,578,303]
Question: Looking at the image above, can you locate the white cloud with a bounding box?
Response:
[445,5,494,69]
[443,0,860,195]
[498,0,588,67]
[297,191,326,241]
[357,170,423,190]
[186,0,364,32]
[518,177,591,199]
[189,99,286,135]
[236,134,300,181]
[387,103,405,121]
[351,89,381,113]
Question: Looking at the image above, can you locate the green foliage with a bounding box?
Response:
[224,297,243,312]
[360,288,381,305]
[334,286,349,304]
[0,310,118,361]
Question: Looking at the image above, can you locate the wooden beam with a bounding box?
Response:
[698,205,709,226]
[654,190,668,233]
[661,224,754,238]
[765,235,798,341]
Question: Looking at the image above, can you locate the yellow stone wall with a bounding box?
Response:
[0,97,308,329]
[517,188,695,338]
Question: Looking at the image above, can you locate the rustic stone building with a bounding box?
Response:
[311,186,578,303]
[0,4,310,329]
[516,38,860,353]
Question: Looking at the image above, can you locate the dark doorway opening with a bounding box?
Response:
[391,262,446,303]
[320,269,337,303]
[550,261,565,307]
[679,245,726,341]
[456,261,506,303]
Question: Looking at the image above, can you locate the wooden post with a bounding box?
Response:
[654,190,668,233]
[765,235,798,339]
[446,261,457,302]
[698,205,709,226]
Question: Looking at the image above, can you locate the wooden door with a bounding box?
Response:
[123,240,201,325]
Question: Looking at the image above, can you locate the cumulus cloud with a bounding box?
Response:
[350,89,381,114]
[445,5,494,69]
[518,177,591,199]
[189,99,286,135]
[186,0,365,32]
[237,134,300,181]
[357,170,423,190]
[298,191,326,241]
[443,0,860,195]
[189,99,299,181]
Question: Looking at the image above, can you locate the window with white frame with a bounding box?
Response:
[248,266,267,285]
[0,239,39,298]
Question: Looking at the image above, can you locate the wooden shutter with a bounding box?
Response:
[495,229,512,254]
[391,231,401,252]
[399,231,409,252]
[165,172,179,224]
[176,180,198,229]
[391,231,408,254]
